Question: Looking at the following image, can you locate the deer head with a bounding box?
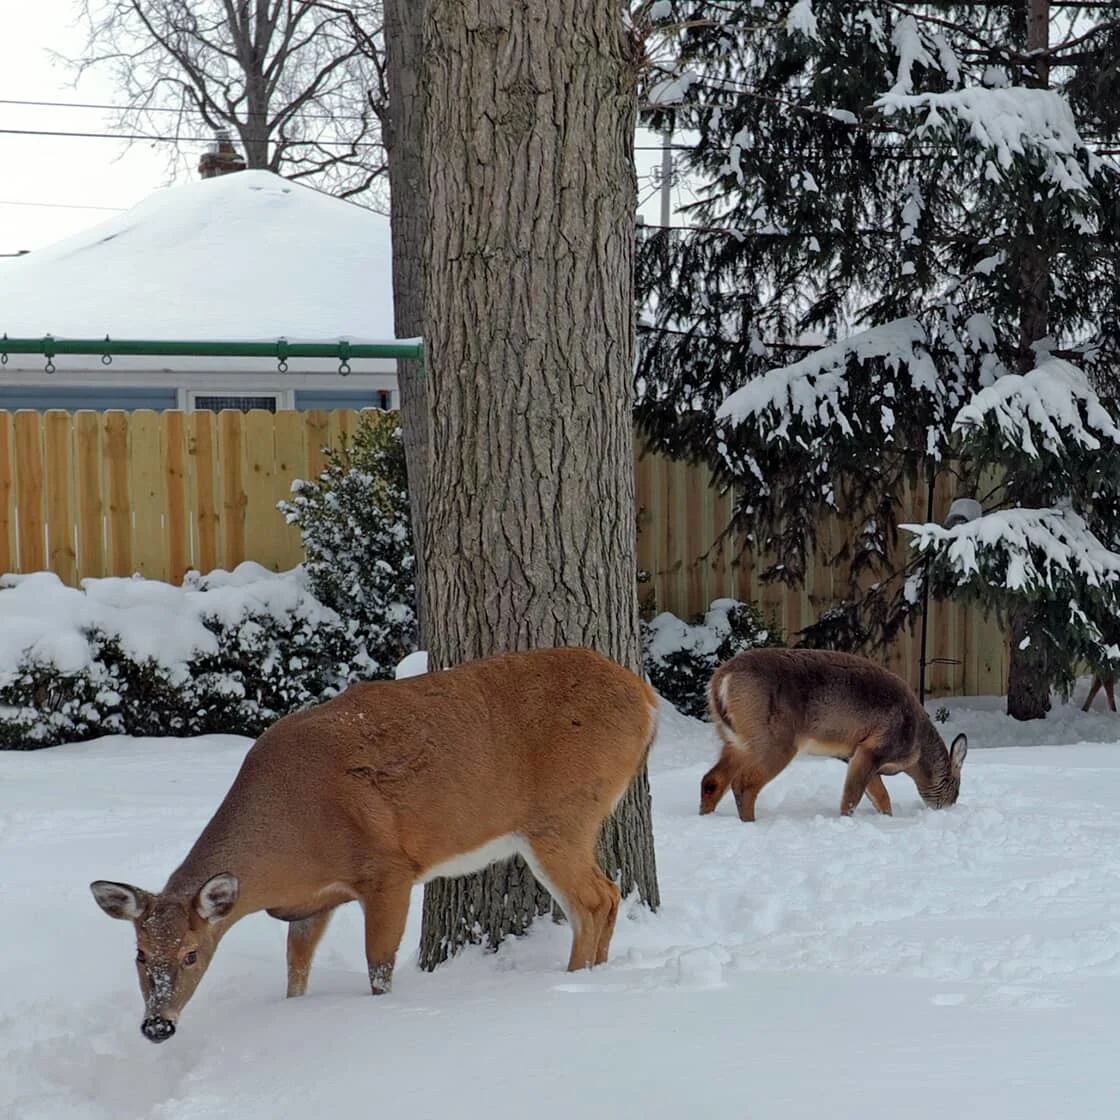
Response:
[90,873,239,1043]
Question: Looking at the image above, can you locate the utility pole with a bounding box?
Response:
[659,127,673,230]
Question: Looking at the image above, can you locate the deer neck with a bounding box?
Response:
[161,800,275,919]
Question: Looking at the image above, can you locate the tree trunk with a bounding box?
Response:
[1006,0,1052,721]
[382,0,432,645]
[1007,607,1052,720]
[416,0,658,971]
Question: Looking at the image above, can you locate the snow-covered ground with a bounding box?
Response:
[3,693,1120,1119]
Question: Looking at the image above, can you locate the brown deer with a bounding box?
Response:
[699,648,967,821]
[1082,673,1117,712]
[91,646,658,1043]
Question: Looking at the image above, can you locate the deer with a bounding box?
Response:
[1082,673,1117,712]
[91,646,658,1044]
[698,647,967,821]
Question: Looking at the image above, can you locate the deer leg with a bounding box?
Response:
[1106,676,1117,713]
[863,773,893,816]
[1083,675,1104,711]
[285,908,336,998]
[525,839,619,971]
[840,748,880,817]
[730,742,796,823]
[832,759,892,815]
[356,871,414,995]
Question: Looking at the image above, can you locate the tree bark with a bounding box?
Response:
[1007,607,1052,720]
[416,0,658,971]
[382,0,432,645]
[1006,0,1052,721]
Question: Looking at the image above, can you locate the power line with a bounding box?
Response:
[0,96,372,125]
[0,123,687,155]
[0,198,126,212]
[0,126,379,149]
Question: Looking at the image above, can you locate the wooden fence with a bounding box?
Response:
[0,408,1007,696]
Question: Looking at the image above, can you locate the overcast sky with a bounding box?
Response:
[0,0,171,254]
[1,2,680,257]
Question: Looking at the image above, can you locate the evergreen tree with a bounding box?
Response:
[637,1,1120,718]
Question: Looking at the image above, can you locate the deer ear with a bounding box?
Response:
[194,873,239,923]
[91,880,149,921]
[949,734,968,771]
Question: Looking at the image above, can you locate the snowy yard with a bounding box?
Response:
[3,695,1120,1119]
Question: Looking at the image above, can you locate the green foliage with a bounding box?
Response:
[279,411,416,677]
[636,3,1120,698]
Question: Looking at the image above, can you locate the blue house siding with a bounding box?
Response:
[294,389,392,410]
[0,386,178,412]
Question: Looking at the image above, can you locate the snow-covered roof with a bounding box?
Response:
[0,170,394,343]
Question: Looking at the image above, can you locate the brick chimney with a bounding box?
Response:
[199,130,247,179]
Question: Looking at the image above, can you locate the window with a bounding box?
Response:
[190,393,279,413]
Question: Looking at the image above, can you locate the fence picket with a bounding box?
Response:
[44,410,77,587]
[103,411,132,575]
[14,411,45,573]
[129,410,166,580]
[75,411,105,579]
[164,410,190,581]
[0,412,15,576]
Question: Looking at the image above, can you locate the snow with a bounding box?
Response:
[4,692,1120,1118]
[904,507,1120,595]
[0,170,395,344]
[643,598,759,665]
[647,70,698,107]
[787,0,819,41]
[889,15,938,95]
[716,318,938,432]
[954,358,1120,457]
[0,564,340,687]
[877,87,1093,195]
[394,650,430,679]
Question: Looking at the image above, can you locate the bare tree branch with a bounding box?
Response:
[63,0,386,205]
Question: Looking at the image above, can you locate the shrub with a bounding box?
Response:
[278,411,416,677]
[0,567,375,750]
[642,598,783,719]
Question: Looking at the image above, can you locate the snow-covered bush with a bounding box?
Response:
[0,566,375,750]
[642,598,782,719]
[278,411,416,676]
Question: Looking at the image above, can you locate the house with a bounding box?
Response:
[0,168,400,413]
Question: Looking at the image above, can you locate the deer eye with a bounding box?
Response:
[136,950,147,965]
[183,951,198,966]
[703,781,717,795]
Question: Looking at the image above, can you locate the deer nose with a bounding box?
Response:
[141,1017,176,1043]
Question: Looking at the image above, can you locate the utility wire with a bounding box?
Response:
[0,198,126,211]
[0,96,373,125]
[0,124,685,154]
[0,126,378,149]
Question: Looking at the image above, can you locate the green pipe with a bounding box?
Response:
[0,335,423,362]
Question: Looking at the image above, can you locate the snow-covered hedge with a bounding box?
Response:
[278,411,416,675]
[642,598,782,719]
[0,565,375,750]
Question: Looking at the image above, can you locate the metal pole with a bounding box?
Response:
[0,336,424,363]
[660,127,673,230]
[918,461,936,704]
